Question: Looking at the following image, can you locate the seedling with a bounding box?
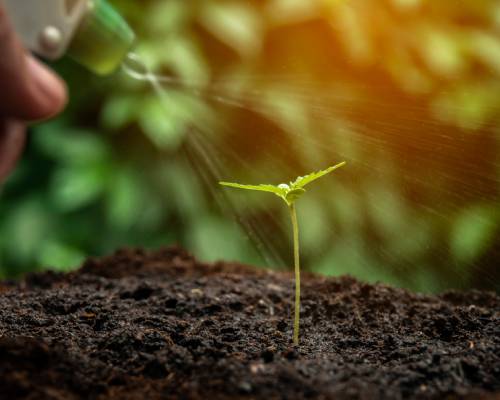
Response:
[220,162,346,345]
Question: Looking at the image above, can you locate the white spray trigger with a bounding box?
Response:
[3,0,88,60]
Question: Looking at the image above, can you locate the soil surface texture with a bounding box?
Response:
[0,247,499,400]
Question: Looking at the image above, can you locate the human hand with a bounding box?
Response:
[0,5,67,183]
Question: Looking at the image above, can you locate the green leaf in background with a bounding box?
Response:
[417,26,465,78]
[105,169,146,230]
[316,238,403,288]
[432,82,500,130]
[34,124,110,165]
[50,164,109,212]
[138,95,187,149]
[411,265,444,294]
[387,216,434,261]
[365,180,407,240]
[158,162,207,220]
[467,31,500,74]
[199,1,263,58]
[450,205,498,265]
[146,0,191,34]
[297,195,330,251]
[329,183,363,234]
[328,2,375,65]
[386,48,434,94]
[189,215,253,262]
[38,240,85,272]
[1,198,52,265]
[260,89,310,138]
[266,0,320,25]
[101,95,139,130]
[156,36,211,84]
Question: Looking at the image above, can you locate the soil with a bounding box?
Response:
[0,247,499,400]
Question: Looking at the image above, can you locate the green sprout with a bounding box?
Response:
[220,162,346,345]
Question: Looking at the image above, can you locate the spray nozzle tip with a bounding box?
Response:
[68,0,135,75]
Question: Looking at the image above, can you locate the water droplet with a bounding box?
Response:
[121,52,151,81]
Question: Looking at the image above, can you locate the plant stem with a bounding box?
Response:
[289,203,300,346]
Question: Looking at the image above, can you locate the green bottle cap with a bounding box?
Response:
[68,0,135,75]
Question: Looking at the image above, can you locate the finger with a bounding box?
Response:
[0,119,26,183]
[24,55,68,120]
[0,7,67,121]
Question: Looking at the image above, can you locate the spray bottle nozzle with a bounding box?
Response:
[68,0,135,75]
[4,0,135,76]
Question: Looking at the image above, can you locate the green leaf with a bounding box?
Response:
[295,195,328,249]
[450,205,498,265]
[38,240,85,272]
[199,2,263,57]
[219,181,290,204]
[220,162,346,206]
[157,36,211,84]
[101,95,138,130]
[189,215,254,262]
[51,164,109,212]
[105,169,145,230]
[138,95,186,149]
[266,0,321,24]
[219,182,286,195]
[261,89,310,136]
[292,162,347,188]
[2,198,52,264]
[34,124,109,165]
[146,1,190,34]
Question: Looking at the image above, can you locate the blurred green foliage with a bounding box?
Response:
[1,0,500,292]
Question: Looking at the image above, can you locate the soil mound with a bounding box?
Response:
[0,247,499,399]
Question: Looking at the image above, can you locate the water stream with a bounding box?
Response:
[121,52,288,268]
[120,52,500,290]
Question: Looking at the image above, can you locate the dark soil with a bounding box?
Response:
[0,247,499,400]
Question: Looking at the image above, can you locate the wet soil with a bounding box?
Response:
[0,247,499,400]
